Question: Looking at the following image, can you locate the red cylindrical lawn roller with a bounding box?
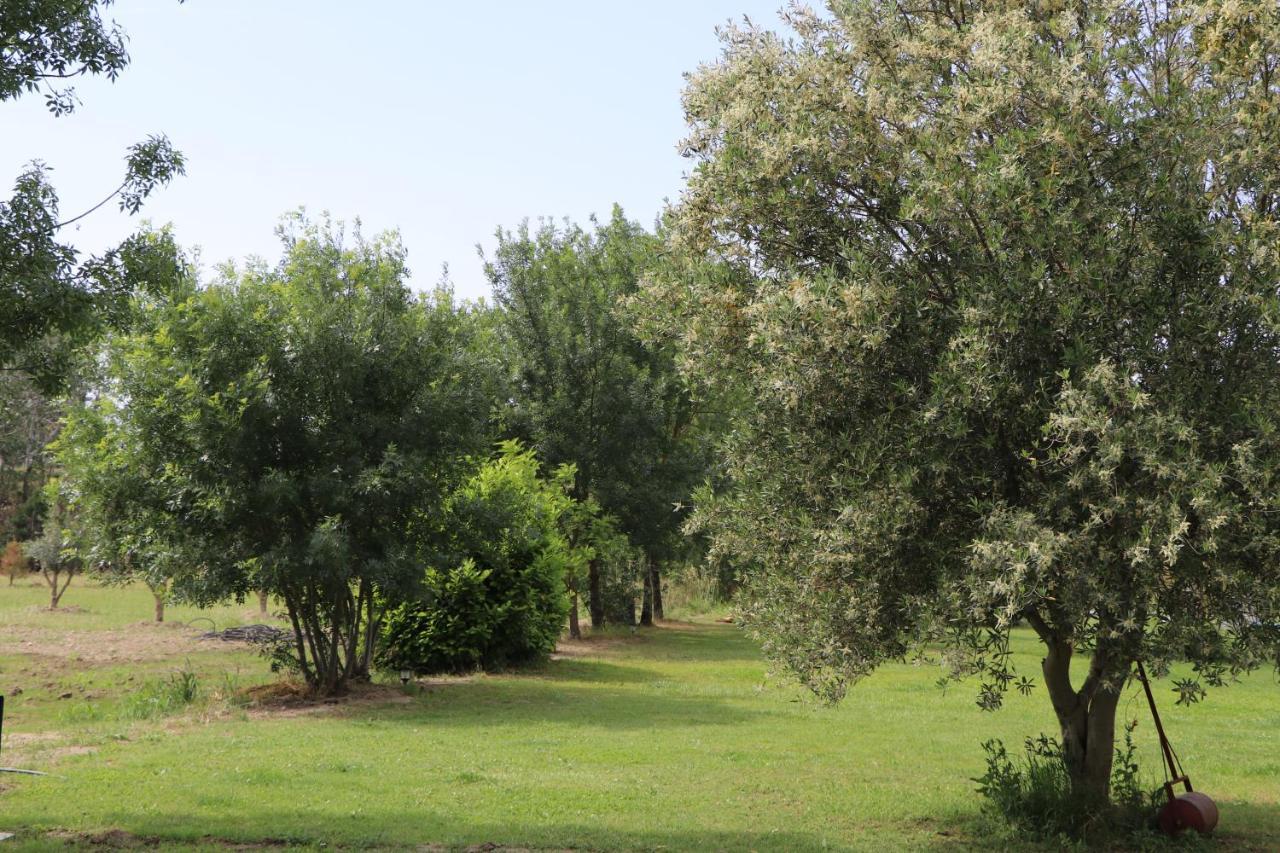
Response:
[1136,661,1219,836]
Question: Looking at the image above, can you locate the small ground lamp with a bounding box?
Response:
[399,669,412,686]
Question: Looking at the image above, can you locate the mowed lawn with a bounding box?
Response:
[0,582,1277,851]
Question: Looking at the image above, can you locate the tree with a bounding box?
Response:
[651,0,1280,809]
[2,539,29,586]
[486,208,708,628]
[0,373,60,540]
[56,214,498,694]
[560,492,631,639]
[2,1,184,391]
[22,478,80,608]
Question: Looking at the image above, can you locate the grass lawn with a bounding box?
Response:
[0,580,1277,851]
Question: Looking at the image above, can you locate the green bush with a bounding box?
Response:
[974,722,1162,844]
[379,560,498,674]
[377,443,572,674]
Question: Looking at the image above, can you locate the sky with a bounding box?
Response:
[6,1,791,301]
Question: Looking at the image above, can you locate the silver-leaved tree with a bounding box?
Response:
[647,0,1280,805]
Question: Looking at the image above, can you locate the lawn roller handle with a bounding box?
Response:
[1136,662,1218,836]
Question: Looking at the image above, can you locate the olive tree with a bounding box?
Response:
[22,479,81,608]
[57,214,496,694]
[650,0,1280,806]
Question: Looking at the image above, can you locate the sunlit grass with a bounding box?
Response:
[0,582,1276,850]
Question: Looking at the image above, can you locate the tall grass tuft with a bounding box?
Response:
[120,664,202,720]
[664,569,727,619]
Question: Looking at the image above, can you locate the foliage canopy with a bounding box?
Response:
[1,1,184,391]
[486,208,710,624]
[57,214,497,693]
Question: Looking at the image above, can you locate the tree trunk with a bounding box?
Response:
[568,592,581,639]
[153,592,165,623]
[650,561,663,621]
[258,589,269,616]
[45,567,73,609]
[353,585,378,681]
[1037,627,1127,805]
[587,558,604,628]
[640,560,654,626]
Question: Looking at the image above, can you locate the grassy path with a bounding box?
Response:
[0,583,1277,850]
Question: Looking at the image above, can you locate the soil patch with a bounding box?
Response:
[0,621,203,665]
[46,829,293,849]
[241,680,412,718]
[552,634,633,659]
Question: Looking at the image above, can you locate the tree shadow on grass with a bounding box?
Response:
[367,677,774,730]
[529,656,660,685]
[1199,799,1280,849]
[28,813,849,852]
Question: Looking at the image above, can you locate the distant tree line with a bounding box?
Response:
[35,209,714,695]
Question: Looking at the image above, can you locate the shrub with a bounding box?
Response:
[974,721,1161,844]
[2,540,29,586]
[379,561,498,674]
[596,533,642,627]
[377,443,572,674]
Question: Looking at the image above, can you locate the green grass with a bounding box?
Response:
[0,581,1277,850]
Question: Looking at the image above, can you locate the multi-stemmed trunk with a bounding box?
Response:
[44,566,74,609]
[1028,613,1129,804]
[281,577,380,696]
[258,589,269,617]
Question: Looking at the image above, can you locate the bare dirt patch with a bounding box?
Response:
[0,621,204,665]
[551,634,634,660]
[551,620,706,661]
[240,680,414,719]
[0,731,96,767]
[46,829,293,849]
[2,731,59,748]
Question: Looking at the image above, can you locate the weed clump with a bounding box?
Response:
[974,721,1167,846]
[121,665,201,720]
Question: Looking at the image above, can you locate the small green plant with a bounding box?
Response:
[212,670,252,708]
[120,665,201,720]
[974,720,1162,844]
[56,700,106,724]
[254,631,302,676]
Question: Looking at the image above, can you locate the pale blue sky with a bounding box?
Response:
[6,1,789,300]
